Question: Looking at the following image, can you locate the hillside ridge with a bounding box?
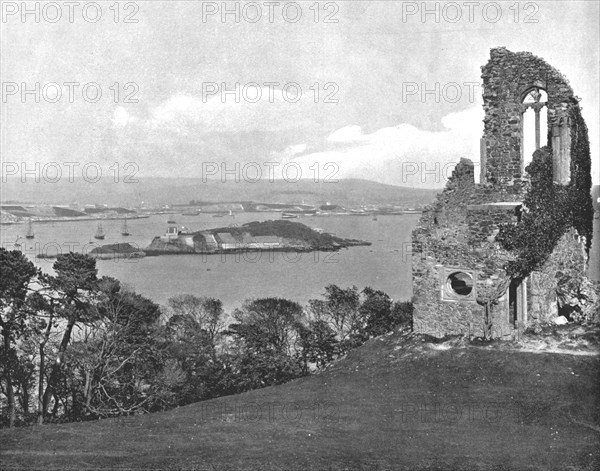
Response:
[1,325,598,470]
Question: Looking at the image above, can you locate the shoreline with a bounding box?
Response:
[0,215,151,225]
[143,242,371,257]
[35,243,371,260]
[0,211,422,225]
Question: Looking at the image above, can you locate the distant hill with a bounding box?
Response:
[1,177,439,208]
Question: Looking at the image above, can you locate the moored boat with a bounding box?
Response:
[94,223,105,240]
[121,218,130,236]
[25,219,34,239]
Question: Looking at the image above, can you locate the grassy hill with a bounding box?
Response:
[1,329,599,470]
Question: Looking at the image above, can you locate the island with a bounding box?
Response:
[36,243,146,260]
[88,243,146,259]
[145,220,371,255]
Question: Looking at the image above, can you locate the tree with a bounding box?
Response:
[308,285,360,353]
[167,294,225,346]
[391,301,413,328]
[355,287,394,341]
[39,253,101,422]
[0,248,38,427]
[224,298,305,392]
[163,295,226,404]
[24,290,61,425]
[476,279,511,340]
[295,320,338,371]
[65,280,167,418]
[231,298,304,355]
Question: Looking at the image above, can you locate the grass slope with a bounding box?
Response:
[1,331,599,471]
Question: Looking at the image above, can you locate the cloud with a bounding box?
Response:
[109,94,484,187]
[281,143,308,157]
[327,125,368,144]
[112,107,136,127]
[146,88,328,135]
[289,106,485,188]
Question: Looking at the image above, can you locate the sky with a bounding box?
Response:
[1,1,599,189]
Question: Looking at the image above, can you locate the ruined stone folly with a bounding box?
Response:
[412,47,596,339]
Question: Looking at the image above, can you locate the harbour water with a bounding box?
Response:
[0,213,419,311]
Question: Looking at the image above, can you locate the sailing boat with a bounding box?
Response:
[94,222,105,240]
[121,218,130,236]
[25,219,35,239]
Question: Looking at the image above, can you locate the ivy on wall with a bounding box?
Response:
[567,106,594,252]
[496,147,569,278]
[497,105,594,279]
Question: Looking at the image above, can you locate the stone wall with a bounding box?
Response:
[411,48,593,339]
[412,160,519,338]
[529,229,593,324]
[480,47,578,187]
[466,204,520,246]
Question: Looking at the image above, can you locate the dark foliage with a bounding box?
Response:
[497,107,594,277]
[1,250,412,428]
[497,147,570,277]
[568,107,594,252]
[217,220,340,246]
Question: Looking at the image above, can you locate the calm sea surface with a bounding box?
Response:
[0,213,419,311]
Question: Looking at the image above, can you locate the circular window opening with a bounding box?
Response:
[447,272,473,296]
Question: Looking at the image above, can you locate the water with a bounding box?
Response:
[0,213,418,311]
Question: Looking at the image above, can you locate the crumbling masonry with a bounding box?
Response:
[412,47,596,339]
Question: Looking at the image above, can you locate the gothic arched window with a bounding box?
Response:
[521,87,548,174]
